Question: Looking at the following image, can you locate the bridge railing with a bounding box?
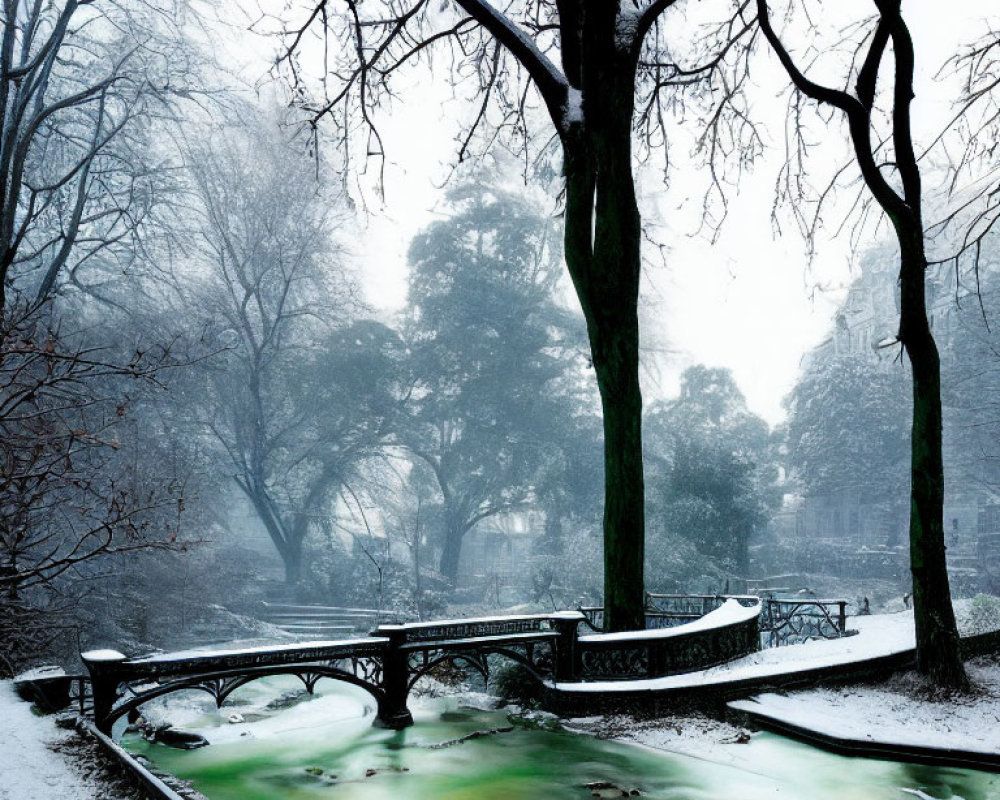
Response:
[374,612,581,644]
[81,638,391,736]
[761,598,848,646]
[644,593,760,628]
[580,593,848,648]
[579,593,760,632]
[373,612,585,697]
[572,598,762,681]
[82,602,768,734]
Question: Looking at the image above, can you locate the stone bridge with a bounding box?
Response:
[83,600,764,737]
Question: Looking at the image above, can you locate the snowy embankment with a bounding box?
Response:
[729,658,1000,759]
[719,604,1000,763]
[585,608,1000,767]
[0,681,96,800]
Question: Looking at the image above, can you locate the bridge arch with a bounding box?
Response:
[101,664,386,736]
[405,643,553,693]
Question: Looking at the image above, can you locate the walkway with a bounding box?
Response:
[0,681,97,800]
[546,611,1000,717]
[729,682,1000,772]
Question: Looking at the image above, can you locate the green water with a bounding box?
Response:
[125,680,1000,800]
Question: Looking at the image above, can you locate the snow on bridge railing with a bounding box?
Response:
[90,637,390,676]
[579,593,759,632]
[572,598,763,681]
[375,611,585,643]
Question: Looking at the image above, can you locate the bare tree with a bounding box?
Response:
[267,0,754,631]
[0,301,188,673]
[0,0,205,313]
[0,0,211,671]
[925,25,1000,269]
[179,113,403,587]
[756,0,968,688]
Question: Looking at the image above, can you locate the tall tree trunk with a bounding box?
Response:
[540,508,564,556]
[898,236,967,688]
[284,536,303,587]
[438,519,464,585]
[412,539,423,619]
[562,30,646,631]
[735,529,750,582]
[594,338,644,631]
[3,555,18,601]
[244,488,303,587]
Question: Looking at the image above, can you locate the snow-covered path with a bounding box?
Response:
[553,610,917,694]
[0,681,95,800]
[729,658,1000,758]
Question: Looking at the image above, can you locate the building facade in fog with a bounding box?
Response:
[787,250,989,587]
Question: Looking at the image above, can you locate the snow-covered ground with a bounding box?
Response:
[565,709,756,766]
[561,656,1000,777]
[567,618,998,774]
[562,608,1000,766]
[0,679,154,800]
[0,681,98,800]
[729,656,1000,756]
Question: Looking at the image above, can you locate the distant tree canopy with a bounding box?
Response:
[403,182,589,584]
[175,112,407,587]
[785,355,910,505]
[645,366,780,584]
[784,238,1000,510]
[942,251,1000,496]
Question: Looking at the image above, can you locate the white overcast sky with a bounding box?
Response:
[231,1,995,427]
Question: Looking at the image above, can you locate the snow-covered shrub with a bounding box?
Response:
[960,593,1000,636]
[491,663,542,706]
[528,527,604,609]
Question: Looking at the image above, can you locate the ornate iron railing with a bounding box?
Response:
[644,593,760,629]
[81,638,393,737]
[581,593,849,648]
[82,597,829,735]
[760,598,848,646]
[573,599,762,681]
[379,612,566,643]
[82,613,585,737]
[580,593,760,632]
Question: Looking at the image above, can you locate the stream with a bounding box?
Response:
[124,677,1000,800]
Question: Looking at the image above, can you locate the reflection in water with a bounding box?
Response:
[124,679,999,800]
[897,761,993,800]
